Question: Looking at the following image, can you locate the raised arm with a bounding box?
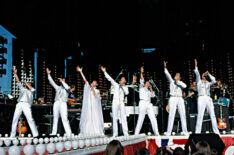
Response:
[46,68,59,90]
[194,59,201,83]
[13,66,25,91]
[76,66,88,84]
[12,66,20,83]
[207,71,216,85]
[164,61,173,83]
[140,66,145,88]
[101,66,118,87]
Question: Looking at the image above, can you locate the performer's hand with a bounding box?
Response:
[163,61,167,68]
[12,66,17,74]
[46,68,51,74]
[101,66,106,72]
[76,66,82,72]
[140,66,144,73]
[194,59,198,67]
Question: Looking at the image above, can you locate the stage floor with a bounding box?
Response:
[0,134,233,155]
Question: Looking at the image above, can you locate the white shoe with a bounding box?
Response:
[9,135,16,139]
[49,133,56,136]
[183,132,189,136]
[164,132,171,136]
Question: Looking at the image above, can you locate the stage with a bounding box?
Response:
[0,134,233,155]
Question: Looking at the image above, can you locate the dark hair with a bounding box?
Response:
[211,148,218,155]
[192,152,206,155]
[195,141,211,155]
[118,75,126,82]
[135,148,150,155]
[91,79,98,83]
[104,140,124,155]
[173,147,186,155]
[154,147,168,155]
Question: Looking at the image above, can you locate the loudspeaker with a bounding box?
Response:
[185,133,225,155]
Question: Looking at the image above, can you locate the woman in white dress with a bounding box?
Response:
[77,66,104,136]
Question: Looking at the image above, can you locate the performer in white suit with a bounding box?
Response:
[10,66,39,137]
[135,66,159,136]
[77,66,104,136]
[194,59,220,134]
[46,68,72,137]
[164,61,188,136]
[101,66,129,137]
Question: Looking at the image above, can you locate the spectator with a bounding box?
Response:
[211,148,218,155]
[192,152,206,155]
[104,140,124,155]
[135,148,150,155]
[173,147,186,155]
[195,141,211,155]
[154,147,169,155]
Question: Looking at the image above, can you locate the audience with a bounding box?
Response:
[194,141,211,155]
[211,148,218,155]
[104,139,219,155]
[154,147,169,155]
[173,147,186,155]
[104,140,124,155]
[135,148,150,155]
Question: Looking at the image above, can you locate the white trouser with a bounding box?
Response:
[195,96,220,134]
[51,101,72,136]
[112,99,128,137]
[135,100,159,136]
[166,97,188,135]
[11,102,38,137]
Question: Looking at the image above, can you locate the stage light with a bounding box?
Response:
[64,141,72,150]
[54,137,58,143]
[39,138,43,144]
[27,139,32,145]
[13,139,19,145]
[85,139,90,147]
[78,139,84,148]
[24,144,34,155]
[20,139,26,145]
[56,142,64,152]
[9,145,20,154]
[0,147,5,154]
[33,138,39,145]
[72,140,78,149]
[141,48,156,54]
[4,139,11,146]
[47,142,56,153]
[44,137,49,144]
[36,144,46,155]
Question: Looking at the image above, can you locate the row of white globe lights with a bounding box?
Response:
[163,130,233,136]
[0,133,147,155]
